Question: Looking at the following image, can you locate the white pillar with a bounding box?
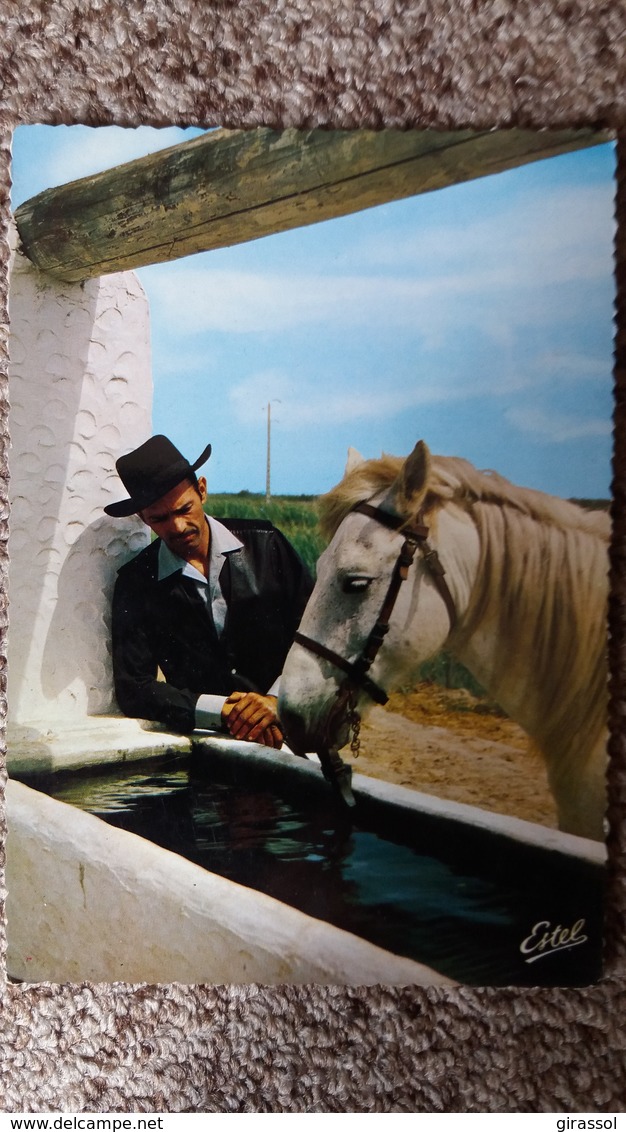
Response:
[7,224,164,769]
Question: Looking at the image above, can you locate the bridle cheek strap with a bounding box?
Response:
[293,501,457,807]
[295,501,457,707]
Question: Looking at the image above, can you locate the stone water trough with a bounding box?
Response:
[5,734,454,985]
[5,733,605,987]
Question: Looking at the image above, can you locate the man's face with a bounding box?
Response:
[140,476,209,559]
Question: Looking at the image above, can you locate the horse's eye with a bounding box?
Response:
[342,576,372,594]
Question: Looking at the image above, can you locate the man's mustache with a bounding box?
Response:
[172,528,198,542]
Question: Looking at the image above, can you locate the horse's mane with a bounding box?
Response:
[319,452,609,542]
[320,451,610,787]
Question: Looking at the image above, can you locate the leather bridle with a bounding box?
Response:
[293,500,457,806]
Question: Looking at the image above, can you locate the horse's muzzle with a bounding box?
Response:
[277,703,311,758]
[278,700,349,759]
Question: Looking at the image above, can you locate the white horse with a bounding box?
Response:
[279,441,610,841]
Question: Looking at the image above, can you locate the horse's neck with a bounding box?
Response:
[432,505,482,626]
[444,502,548,737]
[447,502,608,757]
[453,621,535,732]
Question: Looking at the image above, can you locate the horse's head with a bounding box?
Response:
[279,441,480,756]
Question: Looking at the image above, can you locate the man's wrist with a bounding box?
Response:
[195,693,228,731]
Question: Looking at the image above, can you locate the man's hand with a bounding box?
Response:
[221,692,284,749]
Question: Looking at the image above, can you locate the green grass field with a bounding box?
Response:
[207,491,325,577]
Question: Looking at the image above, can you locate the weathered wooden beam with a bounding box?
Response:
[14,127,611,283]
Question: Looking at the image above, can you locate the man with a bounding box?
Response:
[105,435,313,747]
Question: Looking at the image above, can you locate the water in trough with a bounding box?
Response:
[25,750,604,986]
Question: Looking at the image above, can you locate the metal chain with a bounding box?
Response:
[347,685,361,758]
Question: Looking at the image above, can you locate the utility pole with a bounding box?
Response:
[265,401,271,504]
[265,399,281,503]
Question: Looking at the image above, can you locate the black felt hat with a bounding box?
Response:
[104,435,212,517]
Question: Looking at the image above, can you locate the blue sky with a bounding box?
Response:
[11,125,616,498]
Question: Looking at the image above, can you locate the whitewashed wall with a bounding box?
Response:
[8,226,152,733]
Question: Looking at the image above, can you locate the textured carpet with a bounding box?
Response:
[1,0,625,1113]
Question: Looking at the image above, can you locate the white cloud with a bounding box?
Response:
[505,406,612,442]
[359,184,615,284]
[38,126,201,190]
[531,350,611,384]
[150,343,611,437]
[141,249,611,343]
[140,173,615,341]
[145,267,432,335]
[228,369,409,428]
[227,367,505,430]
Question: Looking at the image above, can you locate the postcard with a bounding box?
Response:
[4,125,614,986]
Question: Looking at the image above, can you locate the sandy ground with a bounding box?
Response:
[351,682,559,828]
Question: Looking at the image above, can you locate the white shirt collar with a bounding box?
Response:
[157,515,243,584]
